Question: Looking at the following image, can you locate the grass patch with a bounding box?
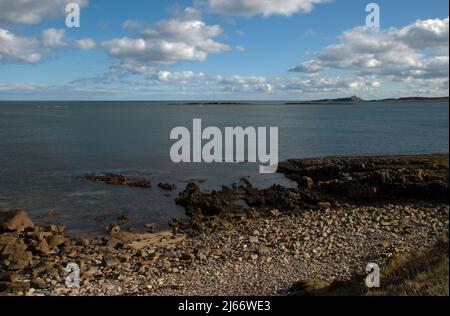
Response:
[290,235,449,296]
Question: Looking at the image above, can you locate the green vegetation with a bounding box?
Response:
[291,235,449,296]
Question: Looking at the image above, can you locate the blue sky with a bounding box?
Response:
[0,0,448,100]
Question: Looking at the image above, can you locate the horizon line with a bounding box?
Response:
[0,96,449,103]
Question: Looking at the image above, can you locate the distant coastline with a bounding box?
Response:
[285,96,450,105]
[0,96,448,105]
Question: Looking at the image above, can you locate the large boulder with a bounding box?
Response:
[0,210,34,232]
[0,240,33,270]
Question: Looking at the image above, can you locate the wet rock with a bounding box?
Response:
[158,183,177,191]
[298,176,314,190]
[95,215,106,222]
[45,210,63,217]
[117,214,131,223]
[0,209,34,232]
[84,173,128,185]
[128,180,152,189]
[85,173,152,189]
[107,224,121,235]
[278,155,449,203]
[176,182,239,216]
[245,184,319,212]
[144,223,157,233]
[168,218,182,235]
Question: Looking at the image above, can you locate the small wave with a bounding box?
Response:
[69,191,111,198]
[35,105,67,109]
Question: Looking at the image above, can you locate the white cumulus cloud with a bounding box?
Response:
[152,71,206,83]
[0,28,42,63]
[41,28,67,47]
[290,17,449,83]
[73,38,96,50]
[102,8,233,75]
[0,27,95,64]
[203,0,332,17]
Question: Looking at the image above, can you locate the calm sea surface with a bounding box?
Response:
[0,101,448,235]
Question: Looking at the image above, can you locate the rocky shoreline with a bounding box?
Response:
[1,154,449,296]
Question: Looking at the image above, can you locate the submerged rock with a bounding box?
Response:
[95,215,106,222]
[84,173,128,185]
[117,214,131,223]
[128,180,152,188]
[84,173,152,189]
[158,183,177,191]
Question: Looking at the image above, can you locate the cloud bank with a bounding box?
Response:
[290,17,449,83]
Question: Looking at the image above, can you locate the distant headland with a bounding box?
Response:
[285,96,449,105]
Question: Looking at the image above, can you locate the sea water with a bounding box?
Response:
[0,101,448,234]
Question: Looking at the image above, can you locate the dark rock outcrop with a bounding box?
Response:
[128,180,152,188]
[278,155,449,202]
[176,182,240,217]
[84,173,128,185]
[84,173,152,188]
